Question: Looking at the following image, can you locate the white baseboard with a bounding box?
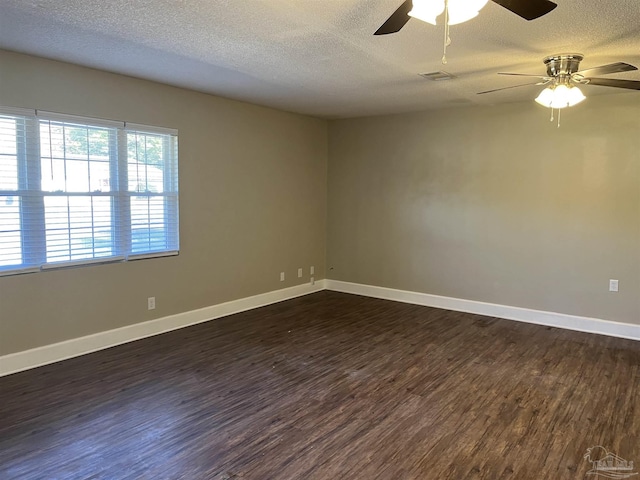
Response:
[325,280,640,342]
[0,280,326,377]
[3,278,637,377]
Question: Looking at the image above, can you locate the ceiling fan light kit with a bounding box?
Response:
[408,0,489,26]
[535,84,586,109]
[407,0,441,25]
[447,0,489,25]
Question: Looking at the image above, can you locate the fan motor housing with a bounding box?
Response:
[543,53,584,77]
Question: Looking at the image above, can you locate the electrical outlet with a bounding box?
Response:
[310,276,315,285]
[148,296,156,310]
[298,268,303,278]
[609,279,619,292]
[310,266,315,275]
[280,272,285,282]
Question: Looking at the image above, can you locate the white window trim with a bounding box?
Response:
[0,106,180,276]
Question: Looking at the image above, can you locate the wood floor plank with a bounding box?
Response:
[1,291,639,479]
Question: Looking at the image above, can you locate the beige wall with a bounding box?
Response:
[0,50,328,355]
[2,49,638,358]
[328,95,640,323]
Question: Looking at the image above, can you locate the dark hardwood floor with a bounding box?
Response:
[1,291,639,479]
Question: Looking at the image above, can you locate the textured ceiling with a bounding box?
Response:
[1,0,639,118]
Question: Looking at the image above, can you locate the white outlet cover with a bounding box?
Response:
[298,268,303,278]
[280,272,285,281]
[310,266,315,275]
[609,279,619,292]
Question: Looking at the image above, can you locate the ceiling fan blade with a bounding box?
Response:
[477,82,543,95]
[584,78,640,90]
[490,0,557,20]
[498,72,550,79]
[374,0,413,35]
[574,62,638,78]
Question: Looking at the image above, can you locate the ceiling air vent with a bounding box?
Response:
[419,71,457,81]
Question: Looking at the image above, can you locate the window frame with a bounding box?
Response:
[0,107,179,277]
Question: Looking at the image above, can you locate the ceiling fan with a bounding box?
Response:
[478,54,640,125]
[478,54,640,104]
[374,0,557,36]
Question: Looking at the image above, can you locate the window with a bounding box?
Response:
[0,107,179,275]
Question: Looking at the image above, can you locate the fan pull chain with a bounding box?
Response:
[557,108,561,128]
[548,109,563,128]
[442,0,451,64]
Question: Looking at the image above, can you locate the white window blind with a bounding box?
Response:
[0,107,179,276]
